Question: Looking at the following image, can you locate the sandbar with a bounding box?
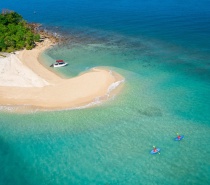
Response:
[0,39,124,111]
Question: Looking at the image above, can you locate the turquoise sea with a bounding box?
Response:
[1,0,210,184]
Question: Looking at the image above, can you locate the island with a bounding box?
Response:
[0,10,124,112]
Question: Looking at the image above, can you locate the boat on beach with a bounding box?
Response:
[50,60,68,67]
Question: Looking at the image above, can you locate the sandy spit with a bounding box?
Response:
[0,39,124,111]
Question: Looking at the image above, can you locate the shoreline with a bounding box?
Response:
[0,39,124,112]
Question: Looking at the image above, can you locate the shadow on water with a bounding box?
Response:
[0,136,45,185]
[138,107,163,117]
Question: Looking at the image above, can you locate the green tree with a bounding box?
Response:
[0,10,40,52]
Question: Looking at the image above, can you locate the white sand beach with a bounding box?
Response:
[0,39,123,110]
[0,53,49,87]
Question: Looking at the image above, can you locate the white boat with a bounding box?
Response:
[51,60,68,68]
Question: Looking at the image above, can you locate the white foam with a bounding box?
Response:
[107,79,125,95]
[76,78,125,109]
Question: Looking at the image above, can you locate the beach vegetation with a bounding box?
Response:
[0,10,40,52]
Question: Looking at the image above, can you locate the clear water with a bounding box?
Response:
[0,0,210,184]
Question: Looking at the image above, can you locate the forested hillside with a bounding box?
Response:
[0,10,40,52]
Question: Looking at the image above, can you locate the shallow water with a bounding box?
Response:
[1,0,210,184]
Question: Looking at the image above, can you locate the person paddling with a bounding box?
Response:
[153,147,157,152]
[176,132,182,139]
[175,132,184,141]
[177,135,181,140]
[150,146,160,154]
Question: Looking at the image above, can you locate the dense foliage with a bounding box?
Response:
[0,11,40,52]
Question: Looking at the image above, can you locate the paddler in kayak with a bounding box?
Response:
[153,146,157,152]
[151,146,160,154]
[176,133,181,140]
[177,135,181,140]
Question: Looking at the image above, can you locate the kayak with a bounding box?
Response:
[150,148,160,154]
[174,135,184,141]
